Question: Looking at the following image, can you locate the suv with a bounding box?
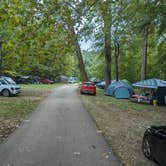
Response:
[0,76,21,97]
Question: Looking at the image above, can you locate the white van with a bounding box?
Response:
[0,76,21,97]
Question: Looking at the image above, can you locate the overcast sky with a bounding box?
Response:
[80,40,93,50]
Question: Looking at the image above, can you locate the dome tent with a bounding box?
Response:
[106,81,134,99]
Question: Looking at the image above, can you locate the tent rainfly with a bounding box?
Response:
[132,78,166,89]
[106,81,134,99]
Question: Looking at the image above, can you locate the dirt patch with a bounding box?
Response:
[80,90,166,166]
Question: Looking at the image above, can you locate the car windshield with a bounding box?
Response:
[4,77,16,85]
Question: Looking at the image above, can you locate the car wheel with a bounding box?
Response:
[2,89,10,97]
[142,135,154,160]
[80,91,83,95]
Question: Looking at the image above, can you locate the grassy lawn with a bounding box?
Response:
[80,88,166,166]
[0,83,62,143]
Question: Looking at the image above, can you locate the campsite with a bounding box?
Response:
[104,79,166,106]
[79,78,166,165]
[80,88,166,166]
[0,1,165,166]
[132,79,166,106]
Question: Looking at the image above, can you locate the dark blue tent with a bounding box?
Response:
[106,81,134,99]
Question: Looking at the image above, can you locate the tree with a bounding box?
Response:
[102,0,112,88]
[0,35,3,75]
[0,0,75,78]
[1,0,165,82]
[86,0,112,87]
[53,1,89,81]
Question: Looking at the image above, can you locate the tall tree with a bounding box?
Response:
[103,1,111,87]
[141,25,148,80]
[114,40,120,81]
[99,0,112,88]
[56,1,89,81]
[0,35,3,75]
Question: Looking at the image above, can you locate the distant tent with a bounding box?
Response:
[106,81,134,99]
[132,78,166,106]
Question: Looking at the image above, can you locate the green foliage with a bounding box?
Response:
[0,0,165,81]
[83,0,166,82]
[83,51,105,79]
[0,0,75,78]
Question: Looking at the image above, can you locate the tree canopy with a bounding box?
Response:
[0,0,165,82]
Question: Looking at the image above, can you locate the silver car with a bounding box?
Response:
[0,76,21,97]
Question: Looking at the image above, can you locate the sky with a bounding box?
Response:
[80,40,93,50]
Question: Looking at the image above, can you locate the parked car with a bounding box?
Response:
[142,126,166,166]
[68,77,77,84]
[80,82,96,95]
[39,79,54,84]
[14,76,40,84]
[90,77,101,85]
[96,81,106,89]
[0,76,21,97]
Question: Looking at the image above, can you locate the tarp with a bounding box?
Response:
[106,81,134,99]
[132,78,166,89]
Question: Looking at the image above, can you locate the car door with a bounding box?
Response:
[155,130,166,166]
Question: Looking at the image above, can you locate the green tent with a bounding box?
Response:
[122,79,133,88]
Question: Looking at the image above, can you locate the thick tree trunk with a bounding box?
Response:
[102,1,112,88]
[70,25,88,82]
[104,36,111,88]
[114,42,119,81]
[74,38,89,82]
[141,26,148,80]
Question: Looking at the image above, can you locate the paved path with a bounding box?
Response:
[0,85,121,166]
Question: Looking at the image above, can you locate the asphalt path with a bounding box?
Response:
[0,85,121,166]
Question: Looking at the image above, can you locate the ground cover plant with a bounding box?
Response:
[0,84,62,143]
[80,89,166,166]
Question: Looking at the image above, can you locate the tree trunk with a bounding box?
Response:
[102,1,112,88]
[114,41,119,81]
[141,26,148,80]
[0,44,2,75]
[70,25,88,82]
[75,38,89,82]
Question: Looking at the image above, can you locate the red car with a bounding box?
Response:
[80,82,96,95]
[39,79,54,84]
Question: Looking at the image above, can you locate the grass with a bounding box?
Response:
[80,88,166,166]
[0,83,62,143]
[20,83,63,89]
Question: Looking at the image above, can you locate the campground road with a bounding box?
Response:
[0,84,121,166]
